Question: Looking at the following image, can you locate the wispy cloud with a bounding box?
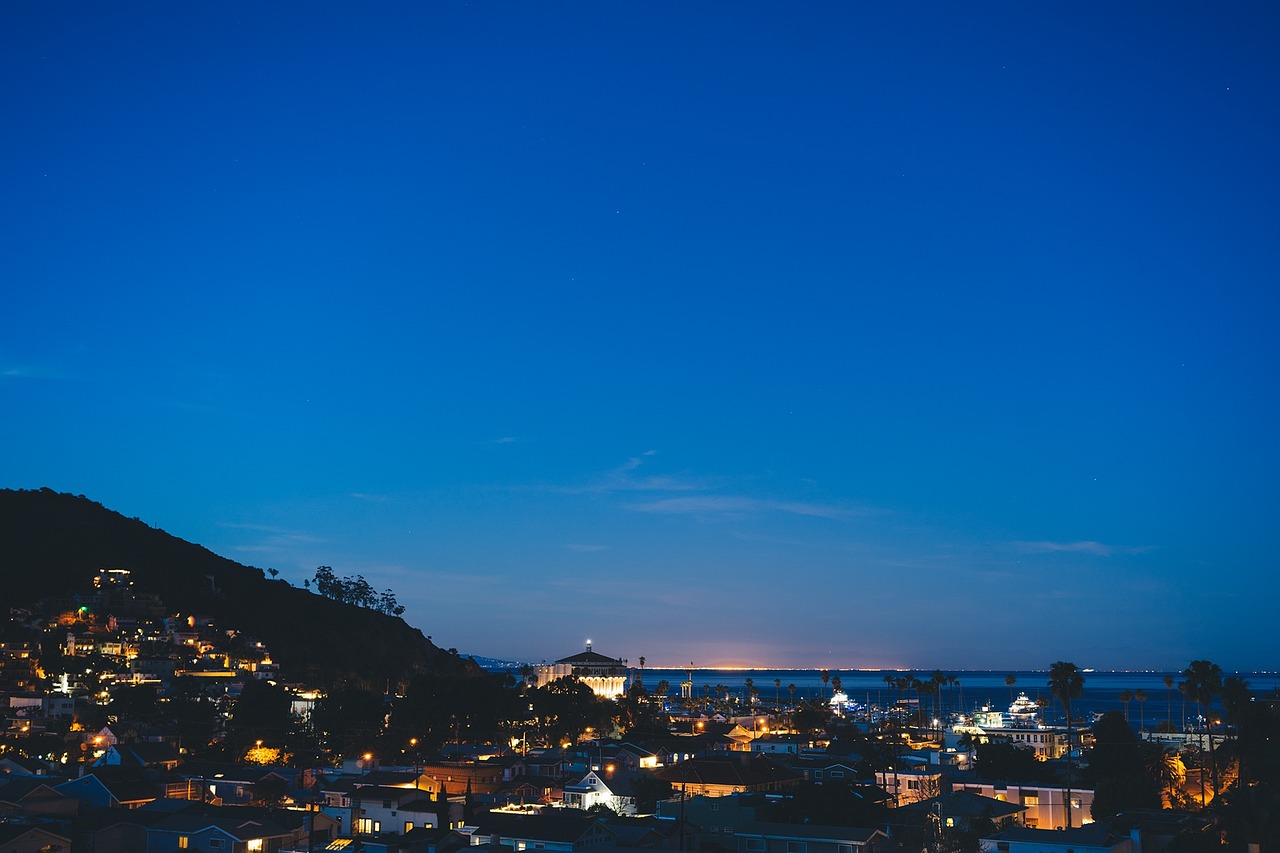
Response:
[626,495,855,520]
[0,360,72,381]
[490,436,520,444]
[560,452,713,494]
[1009,540,1154,557]
[565,543,609,552]
[218,522,328,545]
[350,492,390,502]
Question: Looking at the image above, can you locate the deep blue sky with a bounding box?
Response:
[4,2,1278,670]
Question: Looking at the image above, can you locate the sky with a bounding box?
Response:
[3,2,1278,671]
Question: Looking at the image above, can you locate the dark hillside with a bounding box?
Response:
[0,488,478,689]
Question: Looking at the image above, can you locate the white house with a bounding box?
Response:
[561,770,638,815]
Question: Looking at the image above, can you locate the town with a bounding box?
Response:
[0,568,1270,853]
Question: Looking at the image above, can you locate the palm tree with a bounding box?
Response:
[1048,661,1085,828]
[1181,660,1223,804]
[1135,689,1147,732]
[1221,676,1252,784]
[1148,746,1186,808]
[788,683,797,707]
[896,676,911,729]
[883,674,895,724]
[774,678,782,711]
[820,669,830,698]
[1164,674,1175,730]
[1119,690,1133,721]
[832,674,843,696]
[1035,695,1050,722]
[1006,674,1017,704]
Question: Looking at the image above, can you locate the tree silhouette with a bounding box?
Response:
[1006,673,1017,704]
[1182,660,1223,804]
[1049,661,1085,828]
[1119,690,1133,721]
[1135,689,1147,732]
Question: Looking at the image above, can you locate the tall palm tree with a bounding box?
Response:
[883,674,895,725]
[788,683,797,707]
[1181,660,1223,804]
[1221,676,1252,785]
[774,678,782,712]
[1135,689,1147,732]
[820,669,830,698]
[1048,661,1085,828]
[1164,674,1175,730]
[1119,690,1133,721]
[896,676,911,729]
[1006,674,1018,704]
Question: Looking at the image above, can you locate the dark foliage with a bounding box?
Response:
[974,742,1051,784]
[1085,711,1160,819]
[781,782,887,827]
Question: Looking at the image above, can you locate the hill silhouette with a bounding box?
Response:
[0,488,478,689]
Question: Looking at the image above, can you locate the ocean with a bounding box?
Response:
[627,668,1277,726]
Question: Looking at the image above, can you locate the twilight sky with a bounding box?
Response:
[3,2,1278,671]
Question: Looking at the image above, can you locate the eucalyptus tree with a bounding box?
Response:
[1049,661,1085,828]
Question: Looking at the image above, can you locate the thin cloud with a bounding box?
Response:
[350,492,390,502]
[217,522,328,545]
[560,453,713,494]
[0,360,72,380]
[565,543,609,552]
[1010,540,1153,557]
[627,495,854,520]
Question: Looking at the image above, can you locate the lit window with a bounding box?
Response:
[248,841,263,852]
[178,838,189,849]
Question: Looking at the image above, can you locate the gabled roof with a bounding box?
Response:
[896,790,1026,820]
[737,821,886,844]
[985,823,1126,847]
[474,810,603,843]
[0,823,72,847]
[58,768,161,805]
[0,776,64,803]
[153,813,292,840]
[653,756,802,788]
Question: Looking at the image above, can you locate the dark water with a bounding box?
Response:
[630,668,1277,725]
